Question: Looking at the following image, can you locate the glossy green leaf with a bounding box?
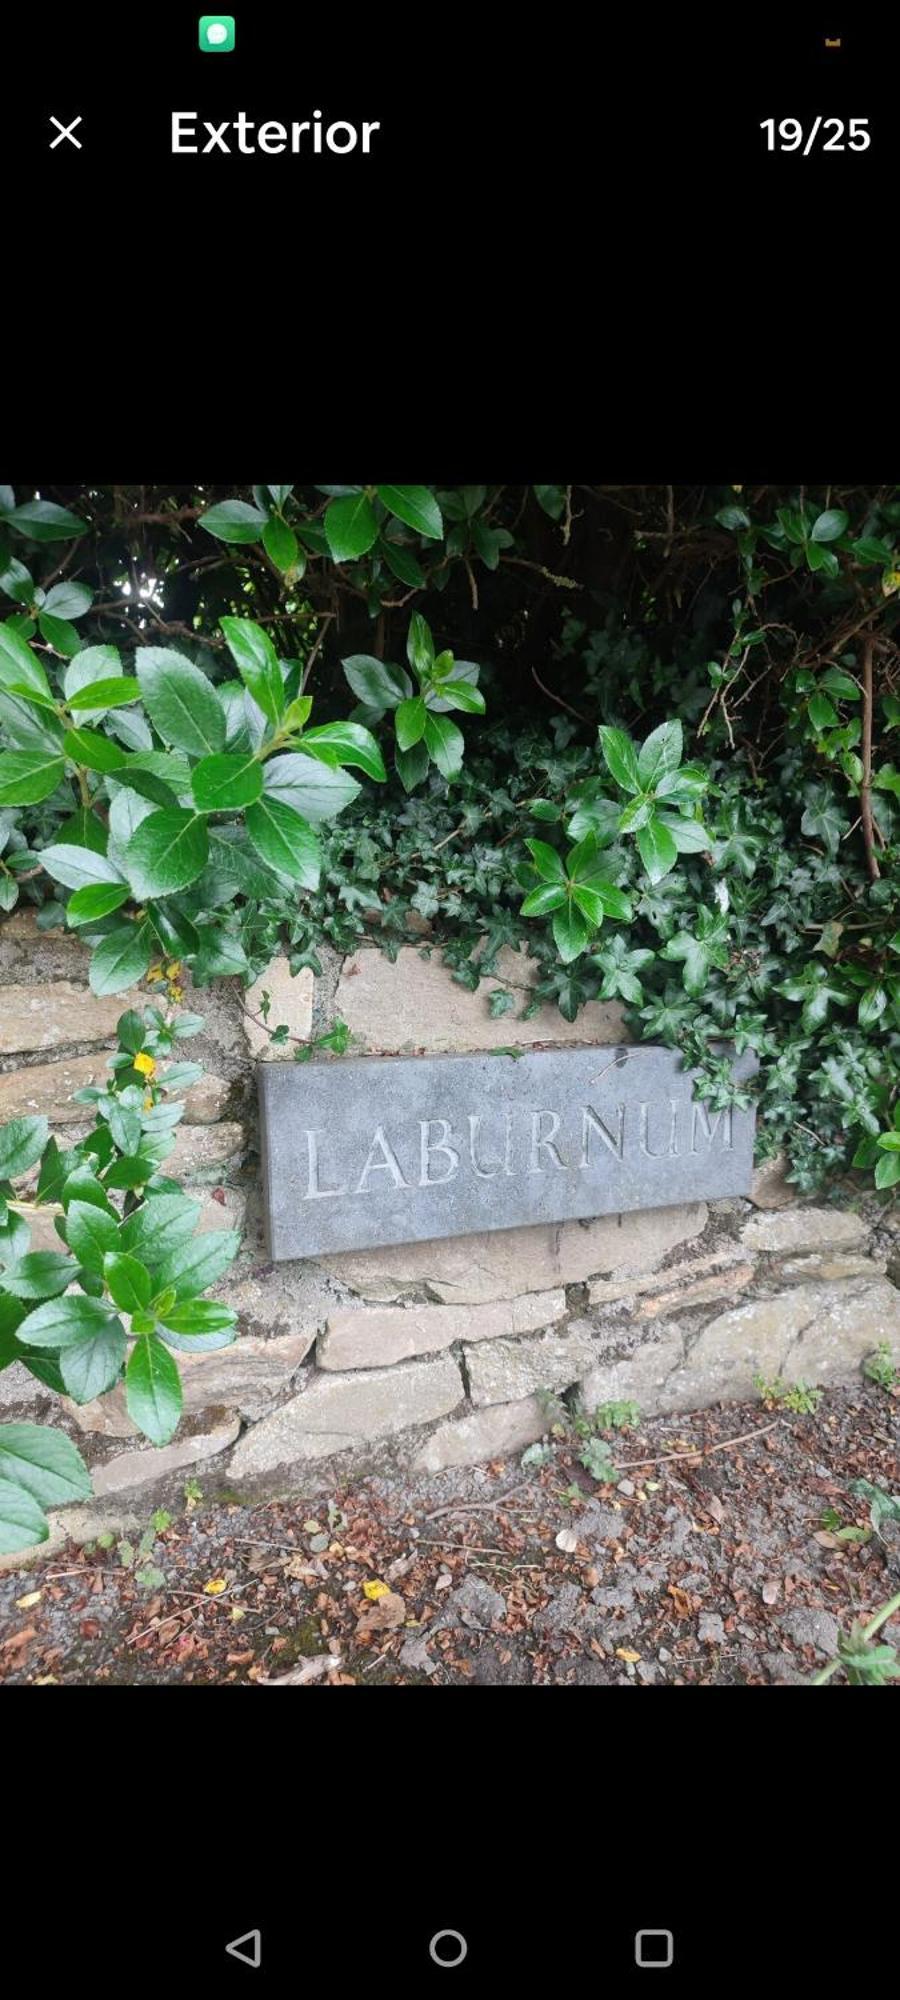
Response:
[103,1251,153,1313]
[1,1253,80,1300]
[68,677,140,713]
[0,622,53,701]
[0,1116,49,1180]
[324,494,379,562]
[153,1228,241,1303]
[63,726,128,773]
[5,501,85,541]
[39,612,82,657]
[39,843,124,891]
[136,648,226,756]
[396,696,427,751]
[423,712,464,779]
[66,882,132,925]
[126,1333,183,1445]
[261,752,360,824]
[552,902,591,963]
[191,753,263,812]
[598,726,641,795]
[87,923,154,995]
[124,809,209,898]
[159,1300,237,1336]
[119,1193,202,1268]
[60,1320,127,1404]
[0,751,65,805]
[376,486,443,540]
[637,720,683,790]
[245,796,321,887]
[521,883,567,916]
[341,654,411,709]
[811,508,849,544]
[219,617,285,726]
[262,516,300,572]
[200,500,268,543]
[44,581,93,621]
[64,1200,120,1275]
[300,722,387,781]
[15,1292,119,1351]
[636,816,679,884]
[526,838,566,883]
[0,1475,48,1554]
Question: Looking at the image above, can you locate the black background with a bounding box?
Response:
[2,9,892,1991]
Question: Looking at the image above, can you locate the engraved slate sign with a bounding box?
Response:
[258,1043,758,1261]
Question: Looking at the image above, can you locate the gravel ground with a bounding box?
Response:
[2,1381,898,1687]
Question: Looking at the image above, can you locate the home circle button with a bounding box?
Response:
[429,1931,468,1968]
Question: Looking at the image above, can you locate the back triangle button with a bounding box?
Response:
[226,1930,262,1968]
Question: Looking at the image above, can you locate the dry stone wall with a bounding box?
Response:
[2,913,899,1563]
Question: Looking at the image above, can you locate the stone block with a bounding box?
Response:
[0,981,146,1055]
[166,1121,245,1179]
[90,1415,241,1497]
[65,1330,315,1434]
[411,1395,549,1473]
[465,1321,603,1405]
[317,1290,566,1370]
[587,1245,750,1307]
[0,1051,230,1124]
[748,1154,796,1209]
[228,1353,464,1480]
[740,1207,867,1256]
[778,1253,886,1283]
[260,1037,754,1259]
[323,1203,708,1304]
[334,942,628,1054]
[577,1329,686,1417]
[241,957,314,1059]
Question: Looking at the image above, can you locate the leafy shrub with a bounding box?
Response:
[0,1005,239,1553]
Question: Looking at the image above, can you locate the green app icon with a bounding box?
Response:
[199,15,235,52]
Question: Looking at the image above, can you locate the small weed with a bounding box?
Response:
[754,1374,823,1415]
[812,1589,900,1686]
[591,1401,640,1432]
[183,1479,204,1510]
[863,1343,898,1392]
[578,1436,618,1484]
[850,1478,900,1540]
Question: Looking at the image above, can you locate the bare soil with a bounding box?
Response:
[1,1381,898,1687]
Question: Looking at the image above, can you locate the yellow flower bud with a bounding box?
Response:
[134,1051,156,1077]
